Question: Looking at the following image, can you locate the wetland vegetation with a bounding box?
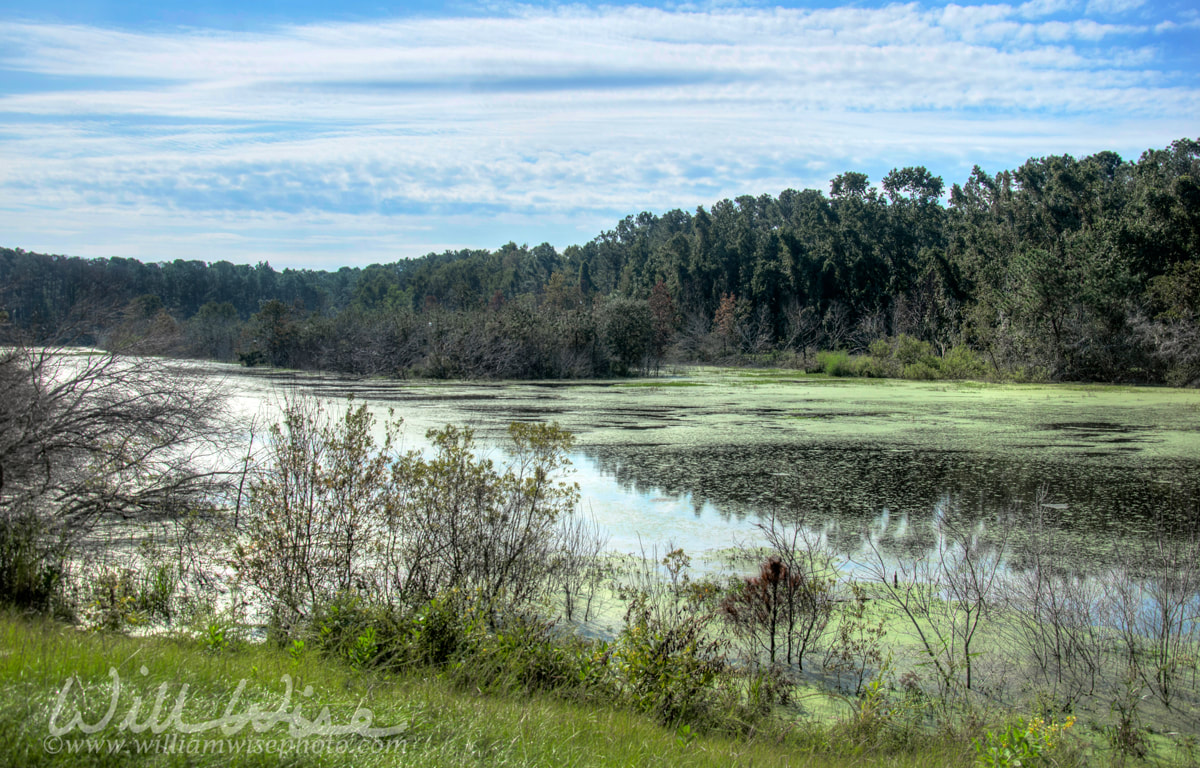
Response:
[2,344,1199,767]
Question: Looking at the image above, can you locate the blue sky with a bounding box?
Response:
[1,0,1197,270]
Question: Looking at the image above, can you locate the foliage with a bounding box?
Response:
[0,505,64,613]
[721,555,834,671]
[940,345,988,378]
[5,138,1199,384]
[610,548,730,725]
[235,397,395,632]
[973,715,1076,768]
[817,350,855,376]
[599,296,653,375]
[381,420,579,612]
[237,395,582,643]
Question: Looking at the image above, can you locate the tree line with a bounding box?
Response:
[2,138,1197,383]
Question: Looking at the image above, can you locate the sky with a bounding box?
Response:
[0,0,1197,270]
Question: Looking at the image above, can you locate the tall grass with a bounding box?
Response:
[0,611,979,768]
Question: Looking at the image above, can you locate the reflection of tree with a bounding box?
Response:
[581,442,1199,566]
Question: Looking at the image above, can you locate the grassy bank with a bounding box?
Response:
[0,611,982,768]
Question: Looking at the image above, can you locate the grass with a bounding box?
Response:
[0,610,986,768]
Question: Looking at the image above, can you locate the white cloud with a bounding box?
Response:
[1018,0,1080,19]
[1084,0,1146,15]
[0,2,1195,267]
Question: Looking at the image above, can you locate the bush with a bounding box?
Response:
[973,715,1077,768]
[939,345,987,379]
[409,595,477,668]
[859,341,898,378]
[453,611,602,695]
[817,350,855,377]
[867,338,894,361]
[237,395,580,638]
[608,549,730,726]
[902,361,941,380]
[305,593,401,669]
[1010,365,1051,383]
[853,356,893,378]
[0,509,64,614]
[720,556,834,672]
[894,334,935,366]
[236,398,397,633]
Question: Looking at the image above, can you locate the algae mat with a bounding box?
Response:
[216,366,1200,558]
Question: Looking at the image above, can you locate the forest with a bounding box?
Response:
[2,138,1198,384]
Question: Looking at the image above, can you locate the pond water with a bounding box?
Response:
[208,363,1200,572]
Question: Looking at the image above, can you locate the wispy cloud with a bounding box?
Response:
[0,1,1195,267]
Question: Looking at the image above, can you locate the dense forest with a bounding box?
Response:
[2,139,1198,384]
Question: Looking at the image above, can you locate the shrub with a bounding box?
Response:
[854,356,893,378]
[86,567,145,630]
[822,583,888,697]
[902,361,941,380]
[236,397,397,634]
[1010,365,1051,383]
[940,345,988,379]
[384,421,579,614]
[307,593,404,669]
[894,334,935,366]
[0,508,64,614]
[862,340,899,378]
[409,595,476,668]
[721,556,834,671]
[237,397,580,636]
[817,350,855,377]
[134,561,178,623]
[867,338,894,360]
[452,611,600,695]
[973,715,1076,768]
[610,549,729,726]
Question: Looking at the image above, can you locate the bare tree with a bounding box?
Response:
[852,307,889,352]
[859,503,1008,696]
[737,304,776,355]
[1111,516,1200,710]
[675,309,713,361]
[0,345,233,609]
[551,510,609,623]
[782,301,822,367]
[822,301,852,351]
[1002,498,1111,709]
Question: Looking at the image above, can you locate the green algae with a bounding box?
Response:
[217,364,1200,572]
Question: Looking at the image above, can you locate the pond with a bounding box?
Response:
[210,363,1200,572]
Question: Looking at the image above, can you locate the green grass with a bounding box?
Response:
[0,611,986,768]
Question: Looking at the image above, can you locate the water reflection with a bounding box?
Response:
[210,364,1200,574]
[582,442,1200,568]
